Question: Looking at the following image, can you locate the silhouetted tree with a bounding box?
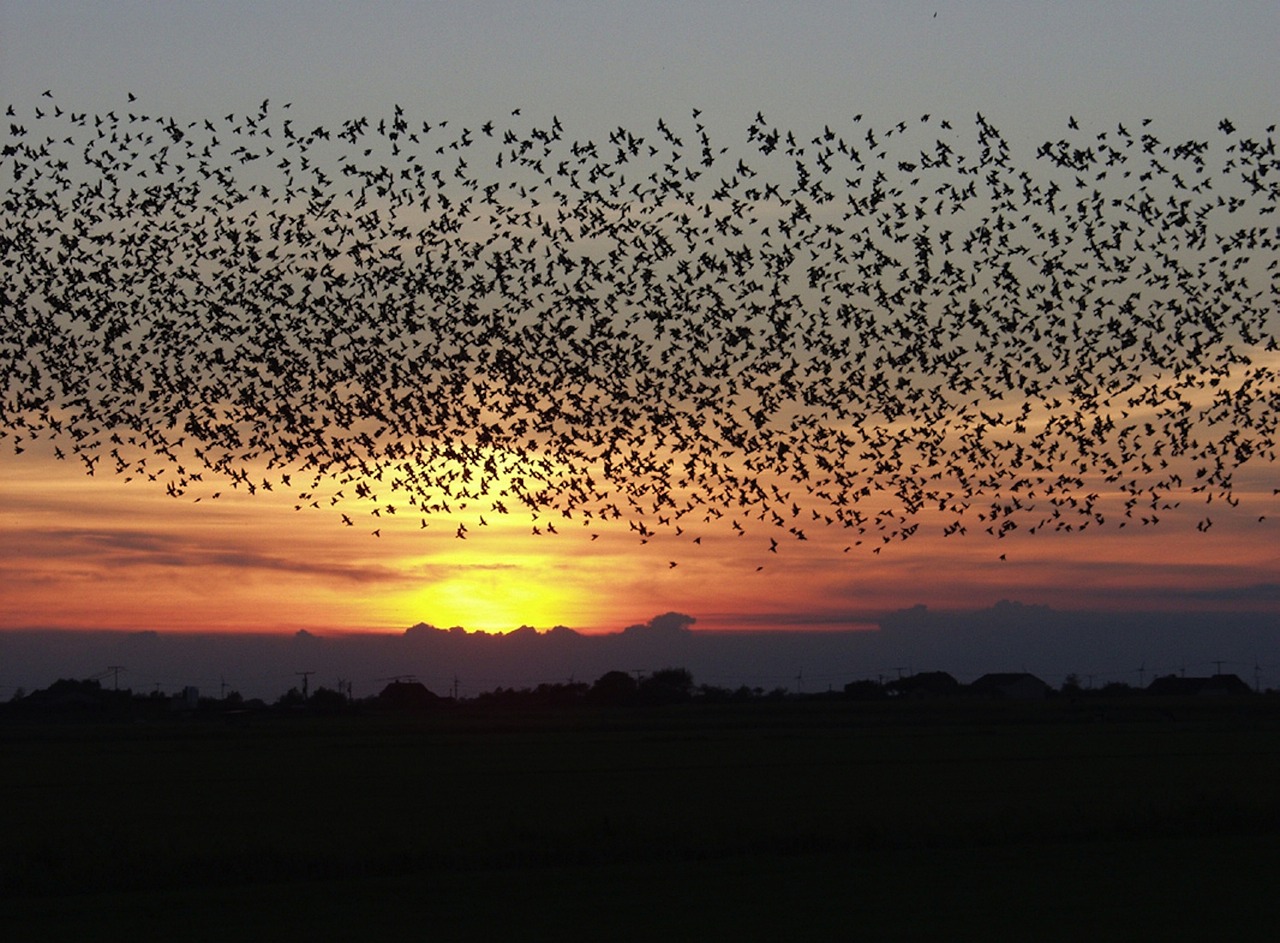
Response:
[843,679,887,701]
[697,684,734,702]
[638,667,694,705]
[588,670,639,706]
[1100,681,1136,696]
[531,681,589,708]
[308,686,349,712]
[17,678,133,714]
[275,686,307,708]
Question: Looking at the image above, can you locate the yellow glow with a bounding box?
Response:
[398,562,579,633]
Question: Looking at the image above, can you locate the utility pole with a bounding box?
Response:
[107,665,125,691]
[296,670,314,700]
[1212,660,1225,676]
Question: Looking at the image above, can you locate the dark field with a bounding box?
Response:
[4,697,1280,940]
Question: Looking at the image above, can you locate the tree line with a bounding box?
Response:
[2,665,1265,721]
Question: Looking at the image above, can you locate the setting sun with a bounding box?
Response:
[396,557,583,633]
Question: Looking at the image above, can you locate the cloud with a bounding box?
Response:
[82,532,177,553]
[707,610,876,631]
[1,527,407,584]
[403,622,471,640]
[1172,583,1280,603]
[4,603,1279,702]
[404,622,441,638]
[622,611,696,636]
[818,551,1280,616]
[411,562,523,578]
[876,600,1074,635]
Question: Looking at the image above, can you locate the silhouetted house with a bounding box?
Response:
[1146,674,1252,697]
[968,672,1051,700]
[376,680,444,710]
[888,671,960,699]
[1145,675,1200,697]
[1202,674,1252,696]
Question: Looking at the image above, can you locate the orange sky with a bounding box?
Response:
[3,113,1278,636]
[3,436,1277,637]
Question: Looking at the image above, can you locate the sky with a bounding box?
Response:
[1,2,1278,695]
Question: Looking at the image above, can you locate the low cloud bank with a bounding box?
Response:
[1,603,1276,701]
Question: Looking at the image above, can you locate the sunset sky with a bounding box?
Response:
[2,2,1278,650]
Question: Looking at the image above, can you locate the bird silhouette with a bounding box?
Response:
[0,97,1275,567]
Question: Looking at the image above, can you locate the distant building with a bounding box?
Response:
[968,672,1051,700]
[888,671,961,699]
[171,686,199,711]
[376,680,444,710]
[1146,674,1252,697]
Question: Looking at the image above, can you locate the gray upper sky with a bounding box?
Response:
[4,1,1277,139]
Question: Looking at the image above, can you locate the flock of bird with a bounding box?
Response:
[2,94,1277,558]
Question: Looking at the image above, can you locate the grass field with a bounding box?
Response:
[4,697,1279,939]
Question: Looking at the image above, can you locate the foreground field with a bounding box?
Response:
[4,697,1279,939]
